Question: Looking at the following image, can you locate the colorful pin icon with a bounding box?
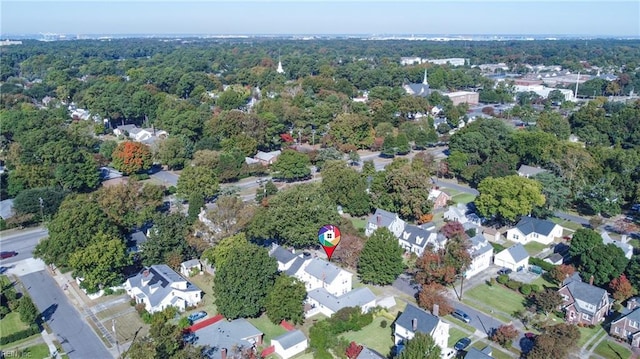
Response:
[318,224,341,261]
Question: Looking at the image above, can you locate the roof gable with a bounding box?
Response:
[304,258,348,284]
[501,243,529,263]
[395,303,440,335]
[515,216,557,236]
[273,330,306,350]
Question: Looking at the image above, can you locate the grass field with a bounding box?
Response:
[592,339,632,359]
[448,327,470,347]
[340,317,394,356]
[0,312,30,337]
[464,284,525,317]
[549,217,583,231]
[576,325,603,348]
[105,311,148,343]
[187,273,217,315]
[451,193,476,204]
[21,343,50,358]
[350,217,367,231]
[247,315,288,343]
[524,242,547,256]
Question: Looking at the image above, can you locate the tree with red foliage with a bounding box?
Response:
[112,141,152,175]
[333,232,364,269]
[440,221,466,239]
[415,250,457,285]
[609,274,636,302]
[345,341,363,359]
[549,264,576,284]
[280,133,294,144]
[418,283,453,316]
[490,324,519,348]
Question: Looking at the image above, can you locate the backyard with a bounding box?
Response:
[340,316,394,356]
[524,241,547,256]
[463,283,525,320]
[247,314,288,344]
[186,273,217,316]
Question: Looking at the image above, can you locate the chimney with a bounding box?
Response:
[412,318,418,331]
[143,269,150,277]
[589,275,594,286]
[221,348,227,359]
[377,215,381,226]
[432,304,439,317]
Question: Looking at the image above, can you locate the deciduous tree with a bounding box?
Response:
[69,235,131,293]
[531,289,563,316]
[265,275,307,325]
[397,332,441,359]
[357,228,404,285]
[549,264,576,284]
[97,179,164,228]
[609,274,636,302]
[176,165,219,199]
[418,283,454,316]
[475,175,546,223]
[198,195,255,244]
[112,141,153,175]
[490,324,519,348]
[527,323,580,359]
[321,160,371,216]
[271,149,311,182]
[140,213,193,267]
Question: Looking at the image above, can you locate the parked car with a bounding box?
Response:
[497,267,512,275]
[524,332,537,340]
[183,332,198,344]
[452,309,471,323]
[188,311,207,323]
[454,337,471,351]
[0,251,17,259]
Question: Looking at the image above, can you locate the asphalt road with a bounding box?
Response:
[0,227,48,266]
[20,270,112,359]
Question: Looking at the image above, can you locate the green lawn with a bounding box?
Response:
[531,275,558,290]
[576,325,604,348]
[187,273,217,315]
[340,317,394,357]
[524,241,547,256]
[464,284,525,317]
[0,312,30,337]
[448,327,469,347]
[20,343,50,358]
[350,217,367,231]
[628,239,640,248]
[444,316,477,333]
[452,193,476,204]
[247,315,288,343]
[593,339,632,359]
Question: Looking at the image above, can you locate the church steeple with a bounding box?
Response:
[422,68,428,85]
[277,52,284,74]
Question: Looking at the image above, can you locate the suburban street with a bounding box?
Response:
[20,270,112,359]
[0,227,48,265]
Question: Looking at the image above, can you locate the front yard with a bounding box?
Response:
[463,283,525,318]
[339,316,394,357]
[592,339,632,359]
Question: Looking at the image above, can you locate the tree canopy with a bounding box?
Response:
[357,228,404,285]
[475,175,546,223]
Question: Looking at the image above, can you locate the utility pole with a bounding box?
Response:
[112,319,120,357]
[38,197,44,226]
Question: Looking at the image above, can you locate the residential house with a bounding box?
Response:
[558,273,612,326]
[393,303,449,353]
[180,259,202,277]
[517,165,548,178]
[365,208,406,237]
[306,287,376,317]
[494,244,529,272]
[126,230,148,253]
[356,346,386,359]
[254,150,281,165]
[544,253,564,265]
[398,224,446,256]
[444,204,483,226]
[465,234,494,278]
[194,318,263,358]
[123,265,202,313]
[609,297,640,348]
[506,216,563,245]
[601,231,634,259]
[0,199,15,220]
[271,330,308,359]
[464,346,493,359]
[428,188,451,210]
[269,245,352,296]
[114,124,168,144]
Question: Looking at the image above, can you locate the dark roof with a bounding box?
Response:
[464,347,493,359]
[469,234,492,257]
[563,279,608,315]
[271,246,297,265]
[515,216,557,236]
[356,347,386,359]
[399,224,435,249]
[395,303,440,335]
[613,307,640,326]
[405,83,433,97]
[285,257,306,276]
[272,330,306,350]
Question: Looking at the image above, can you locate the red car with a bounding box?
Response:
[0,251,18,259]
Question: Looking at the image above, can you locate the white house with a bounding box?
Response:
[123,265,202,313]
[517,165,548,178]
[494,244,530,272]
[271,330,308,359]
[306,287,377,317]
[443,204,483,225]
[365,208,406,237]
[465,234,494,278]
[398,224,447,256]
[506,216,563,245]
[393,303,449,354]
[601,231,634,259]
[114,124,168,144]
[180,259,202,277]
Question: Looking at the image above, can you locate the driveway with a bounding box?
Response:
[150,170,179,187]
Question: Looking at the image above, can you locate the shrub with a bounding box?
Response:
[17,297,39,324]
[497,274,509,285]
[380,320,387,328]
[520,284,532,295]
[0,325,40,345]
[529,284,541,293]
[141,311,153,324]
[506,280,522,291]
[103,288,114,295]
[529,257,555,272]
[134,303,147,315]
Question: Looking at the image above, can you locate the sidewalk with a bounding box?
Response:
[41,329,62,359]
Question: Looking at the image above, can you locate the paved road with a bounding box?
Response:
[0,227,48,266]
[433,179,480,196]
[553,211,590,227]
[20,271,112,359]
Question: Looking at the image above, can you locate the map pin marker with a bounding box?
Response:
[318,224,341,261]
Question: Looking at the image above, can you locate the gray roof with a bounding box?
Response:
[367,208,398,228]
[0,199,14,219]
[357,347,386,359]
[116,124,138,132]
[271,246,297,265]
[285,257,306,276]
[194,318,262,353]
[399,224,437,249]
[469,234,493,257]
[181,259,200,268]
[395,303,440,335]
[515,216,557,236]
[613,306,640,326]
[445,204,466,220]
[272,330,306,350]
[127,265,201,308]
[304,257,346,284]
[546,253,564,264]
[405,83,433,97]
[308,287,376,313]
[255,150,281,162]
[601,231,633,257]
[464,347,493,359]
[130,231,148,246]
[563,277,608,315]
[517,165,547,177]
[502,243,529,263]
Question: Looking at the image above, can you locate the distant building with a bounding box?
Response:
[365,208,406,237]
[271,330,308,359]
[517,165,547,178]
[425,58,466,67]
[254,150,281,165]
[444,91,480,106]
[403,69,433,97]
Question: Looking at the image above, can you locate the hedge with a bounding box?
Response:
[506,280,522,291]
[528,257,555,272]
[0,324,40,345]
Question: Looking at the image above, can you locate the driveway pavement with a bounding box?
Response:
[150,170,179,187]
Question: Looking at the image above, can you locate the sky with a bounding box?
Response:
[2,1,639,37]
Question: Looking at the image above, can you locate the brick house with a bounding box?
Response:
[558,273,611,326]
[609,297,640,348]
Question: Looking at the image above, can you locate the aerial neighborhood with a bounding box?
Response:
[1,31,640,359]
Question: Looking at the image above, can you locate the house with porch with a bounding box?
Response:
[558,273,612,326]
[393,303,449,354]
[506,216,563,245]
[609,297,640,348]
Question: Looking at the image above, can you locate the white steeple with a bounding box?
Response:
[277,55,284,74]
[422,68,428,85]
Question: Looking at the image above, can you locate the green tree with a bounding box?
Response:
[247,184,339,248]
[187,193,204,222]
[568,228,602,259]
[265,275,307,325]
[69,235,131,293]
[536,111,571,140]
[475,175,546,223]
[579,243,628,286]
[395,133,411,155]
[177,165,219,199]
[381,135,396,157]
[271,149,311,181]
[17,296,39,324]
[214,243,278,319]
[97,179,164,228]
[12,187,67,222]
[397,332,441,359]
[626,256,640,292]
[209,233,251,268]
[527,323,580,359]
[140,213,192,267]
[112,141,153,175]
[321,161,371,216]
[532,289,563,316]
[255,180,278,204]
[156,136,190,170]
[533,172,570,211]
[357,228,404,285]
